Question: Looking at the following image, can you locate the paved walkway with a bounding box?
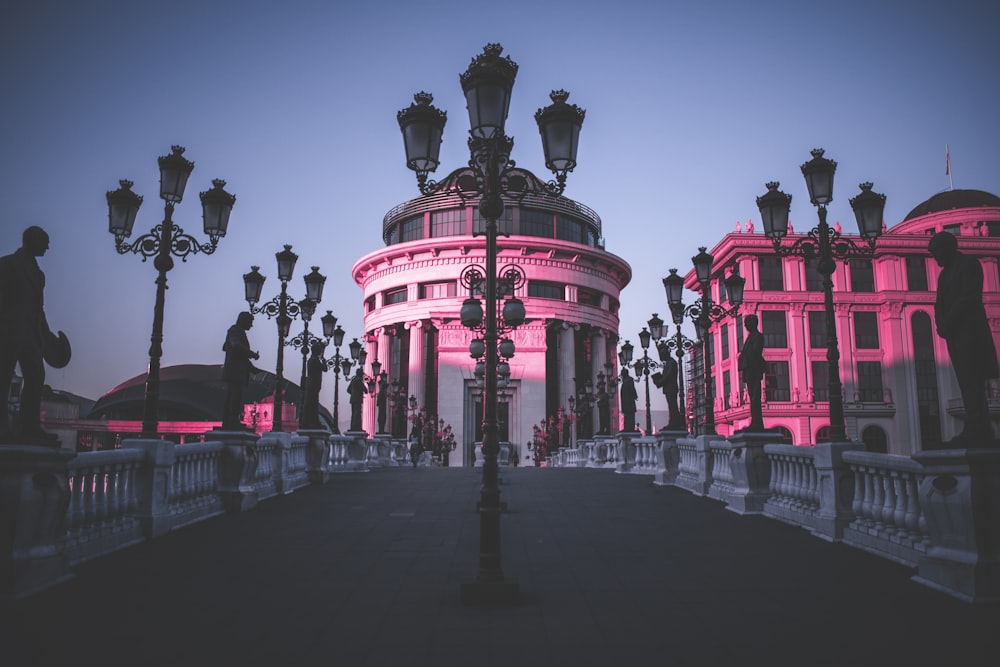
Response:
[4,467,999,666]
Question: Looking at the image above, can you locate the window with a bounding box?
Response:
[528,281,563,300]
[430,209,463,237]
[862,425,888,453]
[808,310,826,349]
[811,360,829,401]
[765,360,790,402]
[758,256,784,291]
[906,256,928,291]
[760,311,787,348]
[720,323,730,360]
[577,288,601,307]
[419,281,456,299]
[399,215,424,242]
[735,315,744,352]
[857,361,884,402]
[718,279,728,304]
[383,287,407,305]
[365,296,375,313]
[519,209,553,238]
[473,206,512,236]
[608,297,619,315]
[913,311,942,448]
[849,259,875,292]
[985,222,1000,237]
[723,370,731,409]
[803,257,824,291]
[816,425,831,443]
[772,426,794,445]
[556,216,585,244]
[853,312,880,349]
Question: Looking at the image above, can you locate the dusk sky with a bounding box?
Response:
[2,0,998,420]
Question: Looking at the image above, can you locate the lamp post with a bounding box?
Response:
[755,149,885,442]
[657,301,697,431]
[106,145,235,437]
[319,312,347,434]
[397,43,584,602]
[636,324,665,435]
[286,268,327,402]
[243,246,326,432]
[568,377,595,441]
[663,249,745,436]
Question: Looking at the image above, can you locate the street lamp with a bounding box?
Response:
[397,43,584,603]
[243,246,324,432]
[319,312,348,434]
[663,249,745,436]
[636,323,666,435]
[756,149,885,442]
[106,145,235,437]
[656,300,697,431]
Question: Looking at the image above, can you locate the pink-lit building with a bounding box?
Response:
[683,189,1000,454]
[352,168,632,466]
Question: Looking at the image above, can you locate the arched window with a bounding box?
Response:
[862,425,888,453]
[772,425,794,445]
[816,425,831,443]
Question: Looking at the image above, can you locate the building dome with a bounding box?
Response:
[903,189,1000,221]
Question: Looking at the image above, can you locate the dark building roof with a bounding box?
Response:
[86,364,329,426]
[903,189,1000,221]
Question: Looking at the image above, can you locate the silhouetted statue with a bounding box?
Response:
[929,232,999,445]
[347,369,367,432]
[300,341,325,429]
[221,311,260,430]
[654,340,681,429]
[392,390,406,438]
[739,314,766,432]
[619,367,638,432]
[0,226,70,442]
[376,372,388,433]
[596,386,610,435]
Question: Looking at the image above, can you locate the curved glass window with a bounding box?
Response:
[556,215,585,244]
[472,206,512,236]
[528,281,564,300]
[431,209,464,237]
[772,425,794,445]
[399,215,424,242]
[384,287,407,305]
[520,209,553,238]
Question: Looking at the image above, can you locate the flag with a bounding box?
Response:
[946,144,951,176]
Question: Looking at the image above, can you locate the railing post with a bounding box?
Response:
[812,441,864,540]
[0,444,76,600]
[654,429,685,486]
[616,432,637,473]
[257,432,293,494]
[215,430,260,511]
[726,432,773,514]
[912,449,1000,603]
[299,428,332,484]
[124,438,176,539]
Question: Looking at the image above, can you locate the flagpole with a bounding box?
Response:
[946,144,954,191]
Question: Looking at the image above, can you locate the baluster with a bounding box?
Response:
[871,470,886,529]
[892,474,907,536]
[851,467,863,516]
[904,476,920,536]
[861,471,874,526]
[68,469,83,533]
[82,468,96,530]
[106,466,120,530]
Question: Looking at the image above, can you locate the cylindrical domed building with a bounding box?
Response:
[352,167,631,466]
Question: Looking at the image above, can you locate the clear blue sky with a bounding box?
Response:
[2,0,998,417]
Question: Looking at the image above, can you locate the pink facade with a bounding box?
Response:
[353,172,631,466]
[684,190,1000,454]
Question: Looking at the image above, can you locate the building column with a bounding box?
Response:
[406,320,426,413]
[591,328,608,435]
[788,303,808,403]
[363,332,379,434]
[559,322,577,416]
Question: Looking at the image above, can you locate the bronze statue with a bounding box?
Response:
[654,340,681,429]
[738,314,766,432]
[0,226,69,442]
[929,232,998,446]
[596,385,610,435]
[347,368,367,432]
[376,372,388,433]
[299,340,326,429]
[619,367,638,432]
[221,311,259,430]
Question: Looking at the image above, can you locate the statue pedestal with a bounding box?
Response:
[215,430,260,512]
[0,444,76,600]
[298,428,332,484]
[726,432,773,514]
[653,429,686,486]
[912,447,1000,603]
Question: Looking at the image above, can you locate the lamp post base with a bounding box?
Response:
[460,577,520,606]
